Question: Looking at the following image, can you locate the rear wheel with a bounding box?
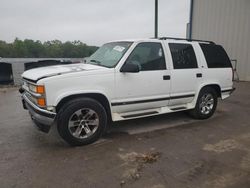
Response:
[57,98,107,146]
[189,87,218,119]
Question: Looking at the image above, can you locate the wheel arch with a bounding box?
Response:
[55,93,112,121]
[198,84,222,98]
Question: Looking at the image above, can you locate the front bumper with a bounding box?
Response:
[22,94,56,133]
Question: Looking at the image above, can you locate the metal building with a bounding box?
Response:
[188,0,250,81]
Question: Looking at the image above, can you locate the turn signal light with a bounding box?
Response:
[36,85,45,94]
[37,98,46,107]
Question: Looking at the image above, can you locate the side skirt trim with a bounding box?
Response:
[111,94,195,106]
[121,111,159,118]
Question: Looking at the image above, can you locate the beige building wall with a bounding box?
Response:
[191,0,250,81]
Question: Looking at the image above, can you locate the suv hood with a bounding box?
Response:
[22,63,106,82]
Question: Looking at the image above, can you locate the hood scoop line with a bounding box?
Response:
[21,63,105,83]
[23,69,88,83]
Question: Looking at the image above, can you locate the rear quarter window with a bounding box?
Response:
[169,43,198,69]
[200,44,232,68]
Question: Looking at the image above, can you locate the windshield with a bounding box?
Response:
[87,42,132,68]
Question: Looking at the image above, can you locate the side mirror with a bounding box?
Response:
[120,62,140,73]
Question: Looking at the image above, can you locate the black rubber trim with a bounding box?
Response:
[122,111,158,118]
[23,77,37,83]
[32,118,51,133]
[221,88,235,93]
[112,97,170,106]
[19,87,25,94]
[111,94,195,106]
[22,99,27,110]
[170,94,195,100]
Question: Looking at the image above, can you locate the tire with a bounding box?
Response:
[57,98,107,146]
[189,87,218,119]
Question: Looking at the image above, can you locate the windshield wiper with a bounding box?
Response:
[90,59,102,65]
[88,59,110,68]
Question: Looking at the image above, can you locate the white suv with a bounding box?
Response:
[20,37,235,146]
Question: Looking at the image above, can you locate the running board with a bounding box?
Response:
[121,111,159,119]
[170,107,187,111]
[112,105,191,121]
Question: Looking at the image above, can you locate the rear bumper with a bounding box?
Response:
[221,87,236,94]
[221,87,236,100]
[22,94,56,133]
[231,87,236,94]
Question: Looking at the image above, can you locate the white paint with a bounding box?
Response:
[22,38,233,122]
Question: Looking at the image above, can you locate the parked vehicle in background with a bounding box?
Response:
[20,37,235,146]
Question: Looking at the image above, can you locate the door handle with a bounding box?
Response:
[196,73,202,78]
[163,75,171,80]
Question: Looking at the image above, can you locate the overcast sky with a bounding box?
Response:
[0,0,190,46]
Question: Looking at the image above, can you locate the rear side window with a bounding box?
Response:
[200,44,232,68]
[169,43,198,69]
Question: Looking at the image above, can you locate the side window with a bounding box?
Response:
[126,42,166,71]
[169,43,198,69]
[200,44,232,68]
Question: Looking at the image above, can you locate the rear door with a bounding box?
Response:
[199,43,233,94]
[164,42,203,106]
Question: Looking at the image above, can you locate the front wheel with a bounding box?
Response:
[57,98,107,146]
[189,87,218,119]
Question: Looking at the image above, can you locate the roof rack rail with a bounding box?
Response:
[158,37,215,44]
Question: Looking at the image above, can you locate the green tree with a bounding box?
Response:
[0,38,98,58]
[12,38,29,57]
[24,39,45,58]
[0,41,11,57]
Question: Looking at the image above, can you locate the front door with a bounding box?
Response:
[113,42,171,113]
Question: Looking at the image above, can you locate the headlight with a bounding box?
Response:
[28,84,45,94]
[24,81,46,108]
[28,84,36,93]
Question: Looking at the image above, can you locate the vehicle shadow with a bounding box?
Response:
[106,111,196,136]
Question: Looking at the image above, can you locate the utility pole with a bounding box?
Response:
[155,0,158,38]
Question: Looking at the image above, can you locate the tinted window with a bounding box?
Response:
[126,42,166,71]
[200,44,232,68]
[169,43,198,69]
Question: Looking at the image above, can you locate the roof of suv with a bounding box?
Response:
[110,37,215,45]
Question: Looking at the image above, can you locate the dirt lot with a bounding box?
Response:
[0,82,250,188]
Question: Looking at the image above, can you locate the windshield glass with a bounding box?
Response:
[87,42,132,68]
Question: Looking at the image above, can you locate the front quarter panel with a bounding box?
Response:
[39,69,115,108]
